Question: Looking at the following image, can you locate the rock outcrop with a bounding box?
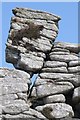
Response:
[1,7,80,120]
[6,7,60,74]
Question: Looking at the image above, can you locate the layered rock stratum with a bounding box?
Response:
[1,7,80,120]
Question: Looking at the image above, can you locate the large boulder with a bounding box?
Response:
[6,7,60,74]
[35,103,74,119]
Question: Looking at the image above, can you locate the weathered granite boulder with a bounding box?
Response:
[35,81,74,98]
[35,103,74,119]
[44,60,67,67]
[43,94,66,104]
[50,54,78,62]
[6,7,60,74]
[53,41,80,53]
[0,68,46,119]
[3,107,47,120]
[69,60,80,67]
[0,68,30,109]
[50,42,79,63]
[42,66,68,73]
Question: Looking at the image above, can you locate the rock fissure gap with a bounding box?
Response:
[28,43,54,99]
[63,89,79,118]
[28,73,39,99]
[16,93,27,104]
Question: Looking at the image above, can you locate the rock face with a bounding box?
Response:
[1,7,80,119]
[6,7,60,74]
[0,68,46,119]
[35,103,74,119]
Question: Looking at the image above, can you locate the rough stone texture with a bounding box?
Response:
[3,100,29,115]
[0,68,46,119]
[23,108,47,119]
[44,60,67,67]
[0,69,30,103]
[3,106,47,119]
[1,7,80,119]
[6,7,60,74]
[69,60,80,67]
[33,42,80,119]
[43,94,66,104]
[14,52,44,72]
[50,54,78,62]
[68,66,80,73]
[35,82,74,98]
[42,66,68,73]
[35,103,74,119]
[38,73,80,87]
[53,41,80,53]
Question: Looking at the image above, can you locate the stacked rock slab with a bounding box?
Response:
[6,7,60,75]
[33,42,80,119]
[3,7,80,120]
[0,68,47,119]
